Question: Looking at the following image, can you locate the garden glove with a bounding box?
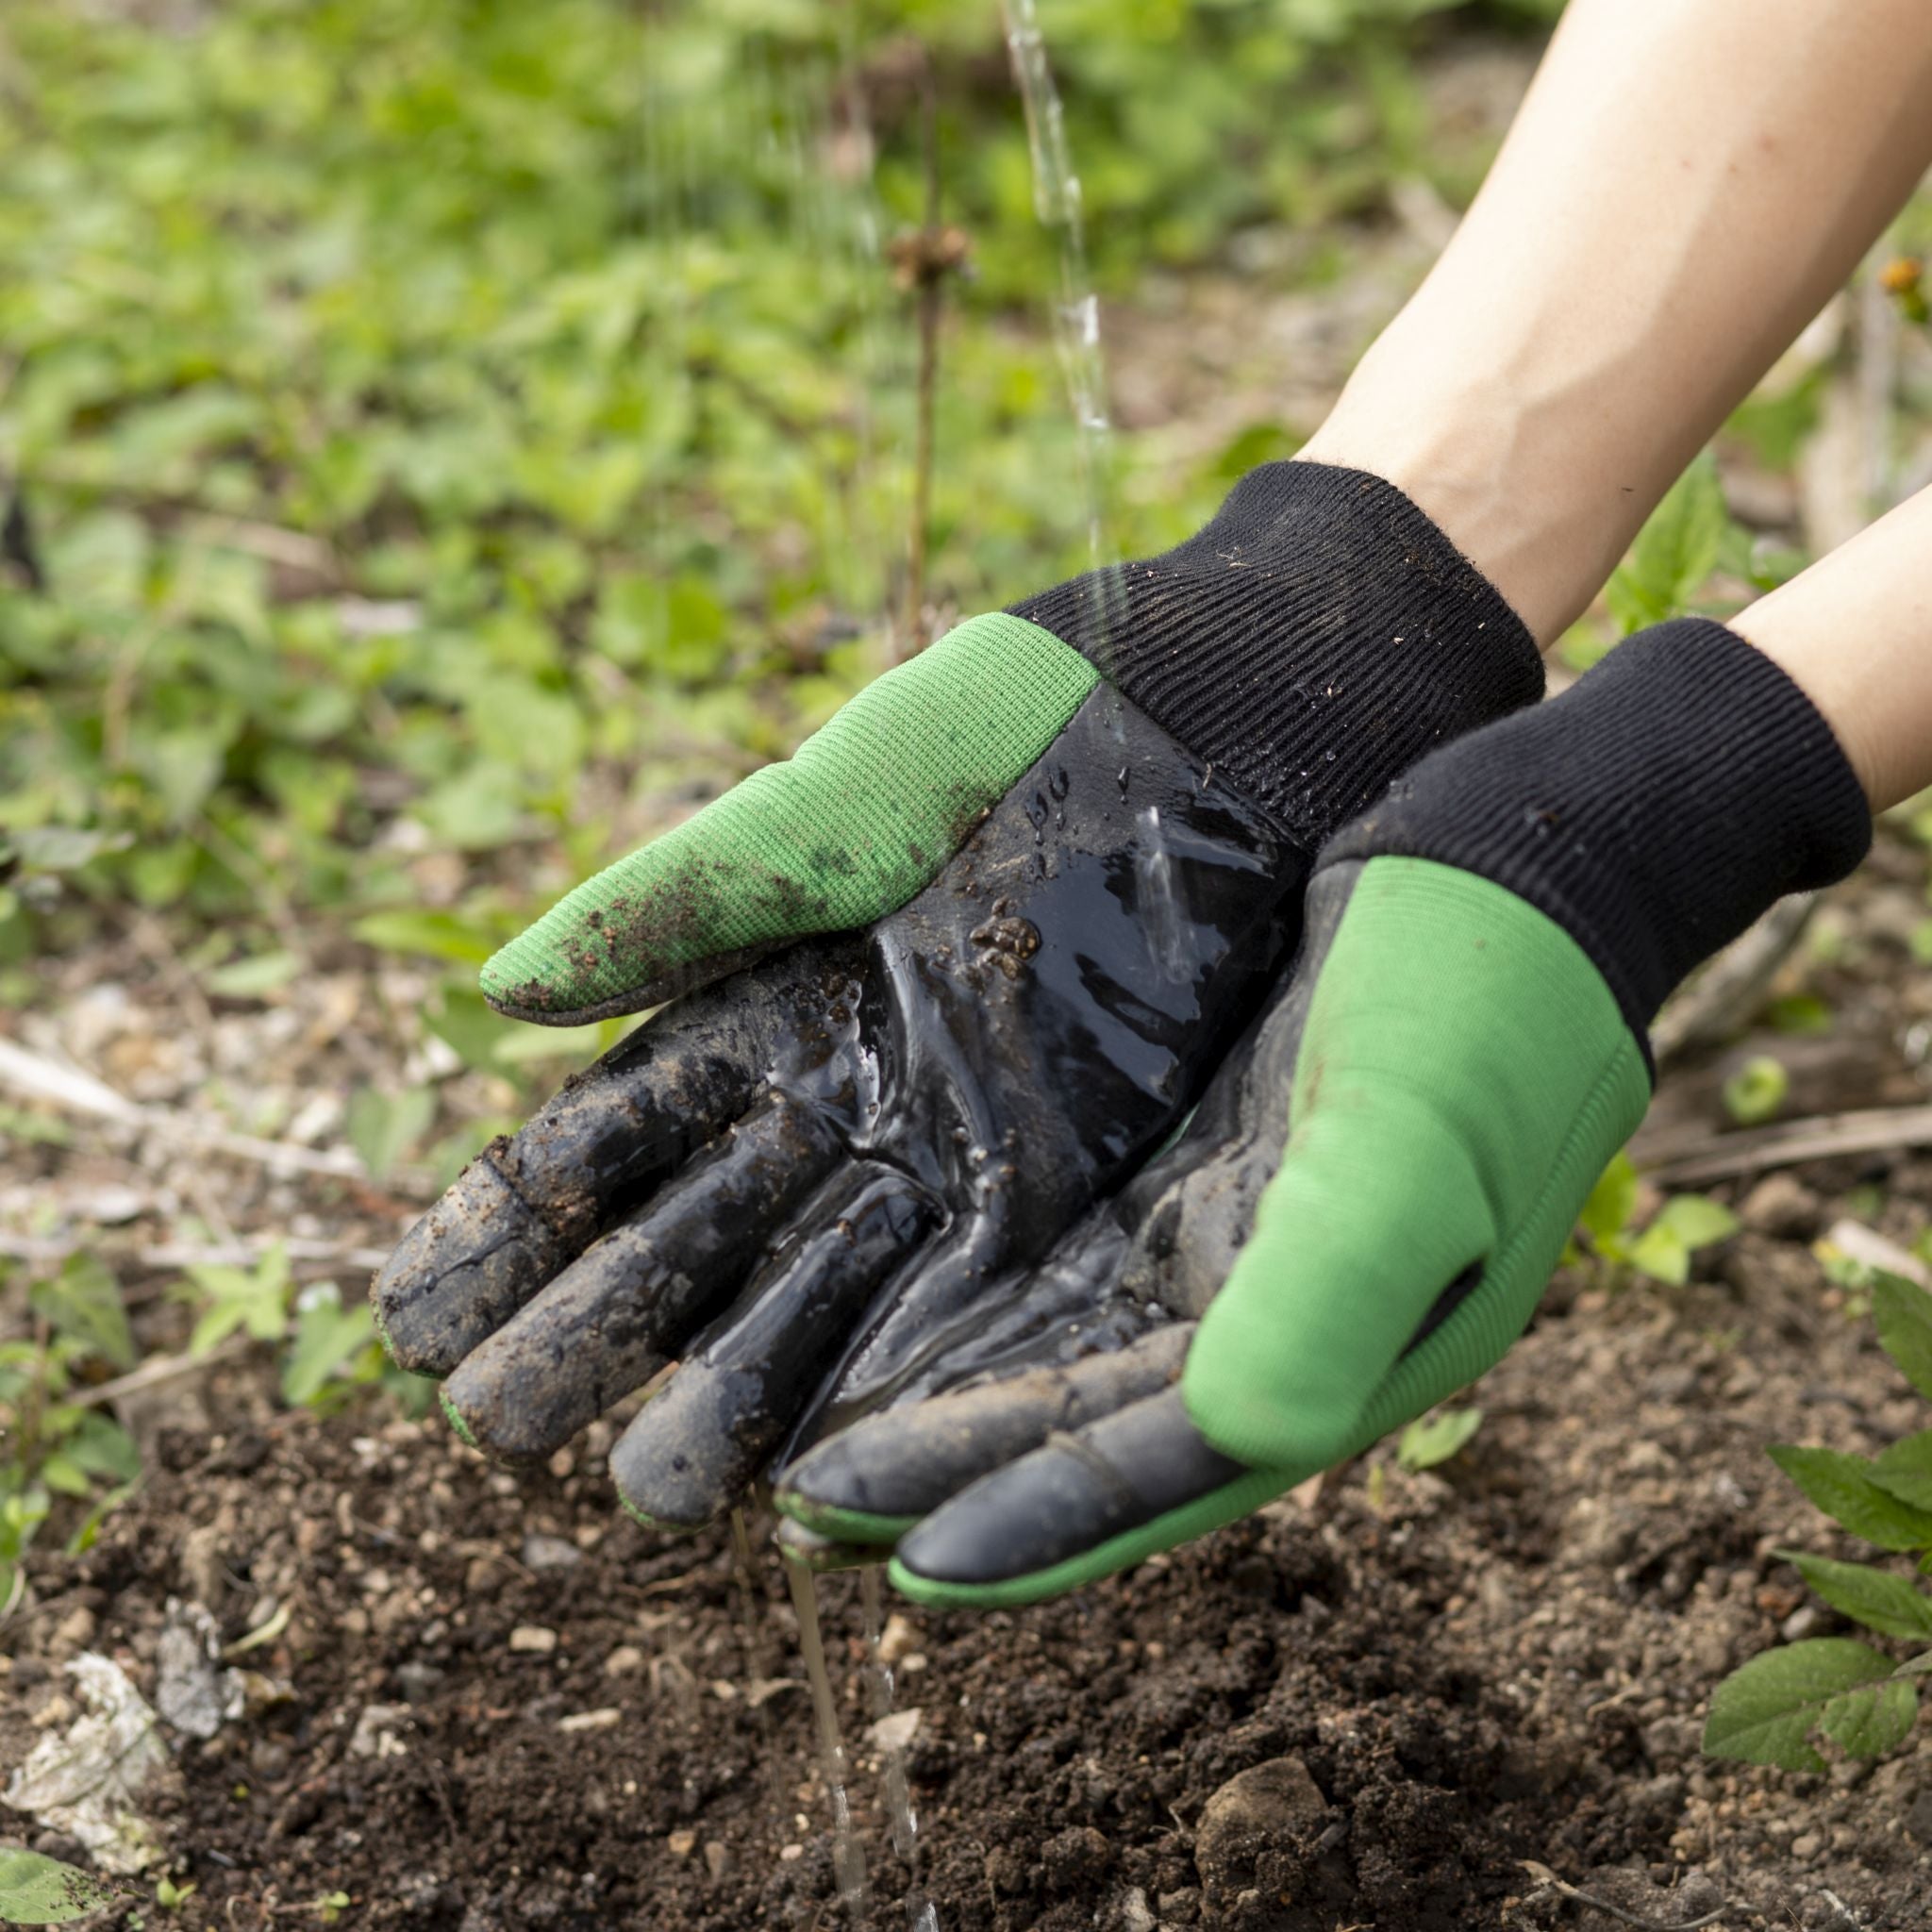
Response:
[777,618,1871,1607]
[372,461,1542,1529]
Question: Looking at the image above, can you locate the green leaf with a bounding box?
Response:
[30,1252,135,1372]
[346,1087,436,1181]
[1703,1638,1905,1772]
[1779,1549,1932,1640]
[351,910,494,967]
[1605,452,1728,634]
[1895,1650,1932,1678]
[1652,1194,1740,1250]
[1872,1431,1932,1514]
[1874,1274,1932,1400]
[282,1288,377,1407]
[1723,1056,1789,1127]
[0,1848,125,1924]
[204,950,302,998]
[1627,1224,1689,1287]
[1578,1151,1639,1245]
[1817,1673,1918,1759]
[1396,1406,1483,1472]
[1769,1444,1932,1552]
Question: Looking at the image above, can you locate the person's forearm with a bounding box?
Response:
[1298,0,1932,646]
[1733,485,1932,812]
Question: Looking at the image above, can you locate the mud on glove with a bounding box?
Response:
[374,461,1542,1533]
[867,617,1871,1607]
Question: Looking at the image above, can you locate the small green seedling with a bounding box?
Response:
[1705,1272,1932,1772]
[1723,1055,1789,1127]
[1575,1152,1739,1287]
[1397,1406,1484,1473]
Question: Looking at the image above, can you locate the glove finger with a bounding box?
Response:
[774,1323,1191,1546]
[374,942,840,1375]
[438,1094,842,1463]
[888,1385,1287,1609]
[477,613,1100,1023]
[611,1162,941,1530]
[773,1517,879,1574]
[788,1202,1140,1457]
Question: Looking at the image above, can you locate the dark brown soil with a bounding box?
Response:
[8,860,1932,1932]
[7,1139,1932,1930]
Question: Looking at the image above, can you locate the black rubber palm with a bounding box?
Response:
[374,689,1303,1528]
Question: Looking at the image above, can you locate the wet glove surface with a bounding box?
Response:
[373,461,1542,1530]
[780,619,1872,1607]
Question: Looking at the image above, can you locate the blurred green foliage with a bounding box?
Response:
[0,0,1558,1019]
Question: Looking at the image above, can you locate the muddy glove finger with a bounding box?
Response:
[437,1093,846,1462]
[888,1386,1281,1608]
[610,1161,942,1530]
[374,943,843,1376]
[775,1323,1193,1547]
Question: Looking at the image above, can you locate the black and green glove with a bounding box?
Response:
[372,461,1544,1529]
[775,617,1873,1607]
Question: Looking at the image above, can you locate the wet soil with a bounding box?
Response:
[9,1016,1932,1932]
[2,1217,1927,1932]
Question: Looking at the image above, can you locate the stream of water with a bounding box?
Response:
[782,1550,872,1916]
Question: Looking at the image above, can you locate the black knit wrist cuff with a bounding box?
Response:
[1323,617,1874,1044]
[1009,461,1544,843]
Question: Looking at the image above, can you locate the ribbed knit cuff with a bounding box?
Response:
[1323,618,1874,1047]
[1009,461,1544,843]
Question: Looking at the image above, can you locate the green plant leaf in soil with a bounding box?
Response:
[1723,1054,1789,1126]
[29,1252,135,1373]
[1768,1444,1932,1553]
[1576,1154,1737,1287]
[1396,1406,1484,1473]
[0,1848,125,1925]
[1874,1272,1932,1400]
[1703,1639,1918,1773]
[1776,1550,1932,1641]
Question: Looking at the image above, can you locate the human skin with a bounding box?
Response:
[1735,485,1932,812]
[1297,0,1932,651]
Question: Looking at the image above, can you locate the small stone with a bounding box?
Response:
[667,1830,696,1859]
[50,1606,97,1656]
[509,1625,558,1655]
[1118,1887,1156,1932]
[350,1704,410,1758]
[604,1645,645,1677]
[1195,1756,1330,1902]
[180,1524,227,1607]
[778,1844,804,1863]
[1791,1833,1822,1861]
[703,1841,727,1882]
[558,1707,621,1733]
[877,1614,921,1664]
[393,1660,444,1704]
[520,1533,582,1574]
[1740,1174,1820,1240]
[869,1707,922,1754]
[1782,1603,1829,1642]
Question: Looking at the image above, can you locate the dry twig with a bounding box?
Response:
[1516,1862,1728,1929]
[1634,1102,1932,1187]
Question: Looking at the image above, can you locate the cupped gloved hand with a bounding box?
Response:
[372,460,1543,1530]
[774,618,1873,1607]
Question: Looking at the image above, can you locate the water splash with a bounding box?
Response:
[861,1566,938,1930]
[782,1550,871,1915]
[1000,0,1116,589]
[1134,805,1191,980]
